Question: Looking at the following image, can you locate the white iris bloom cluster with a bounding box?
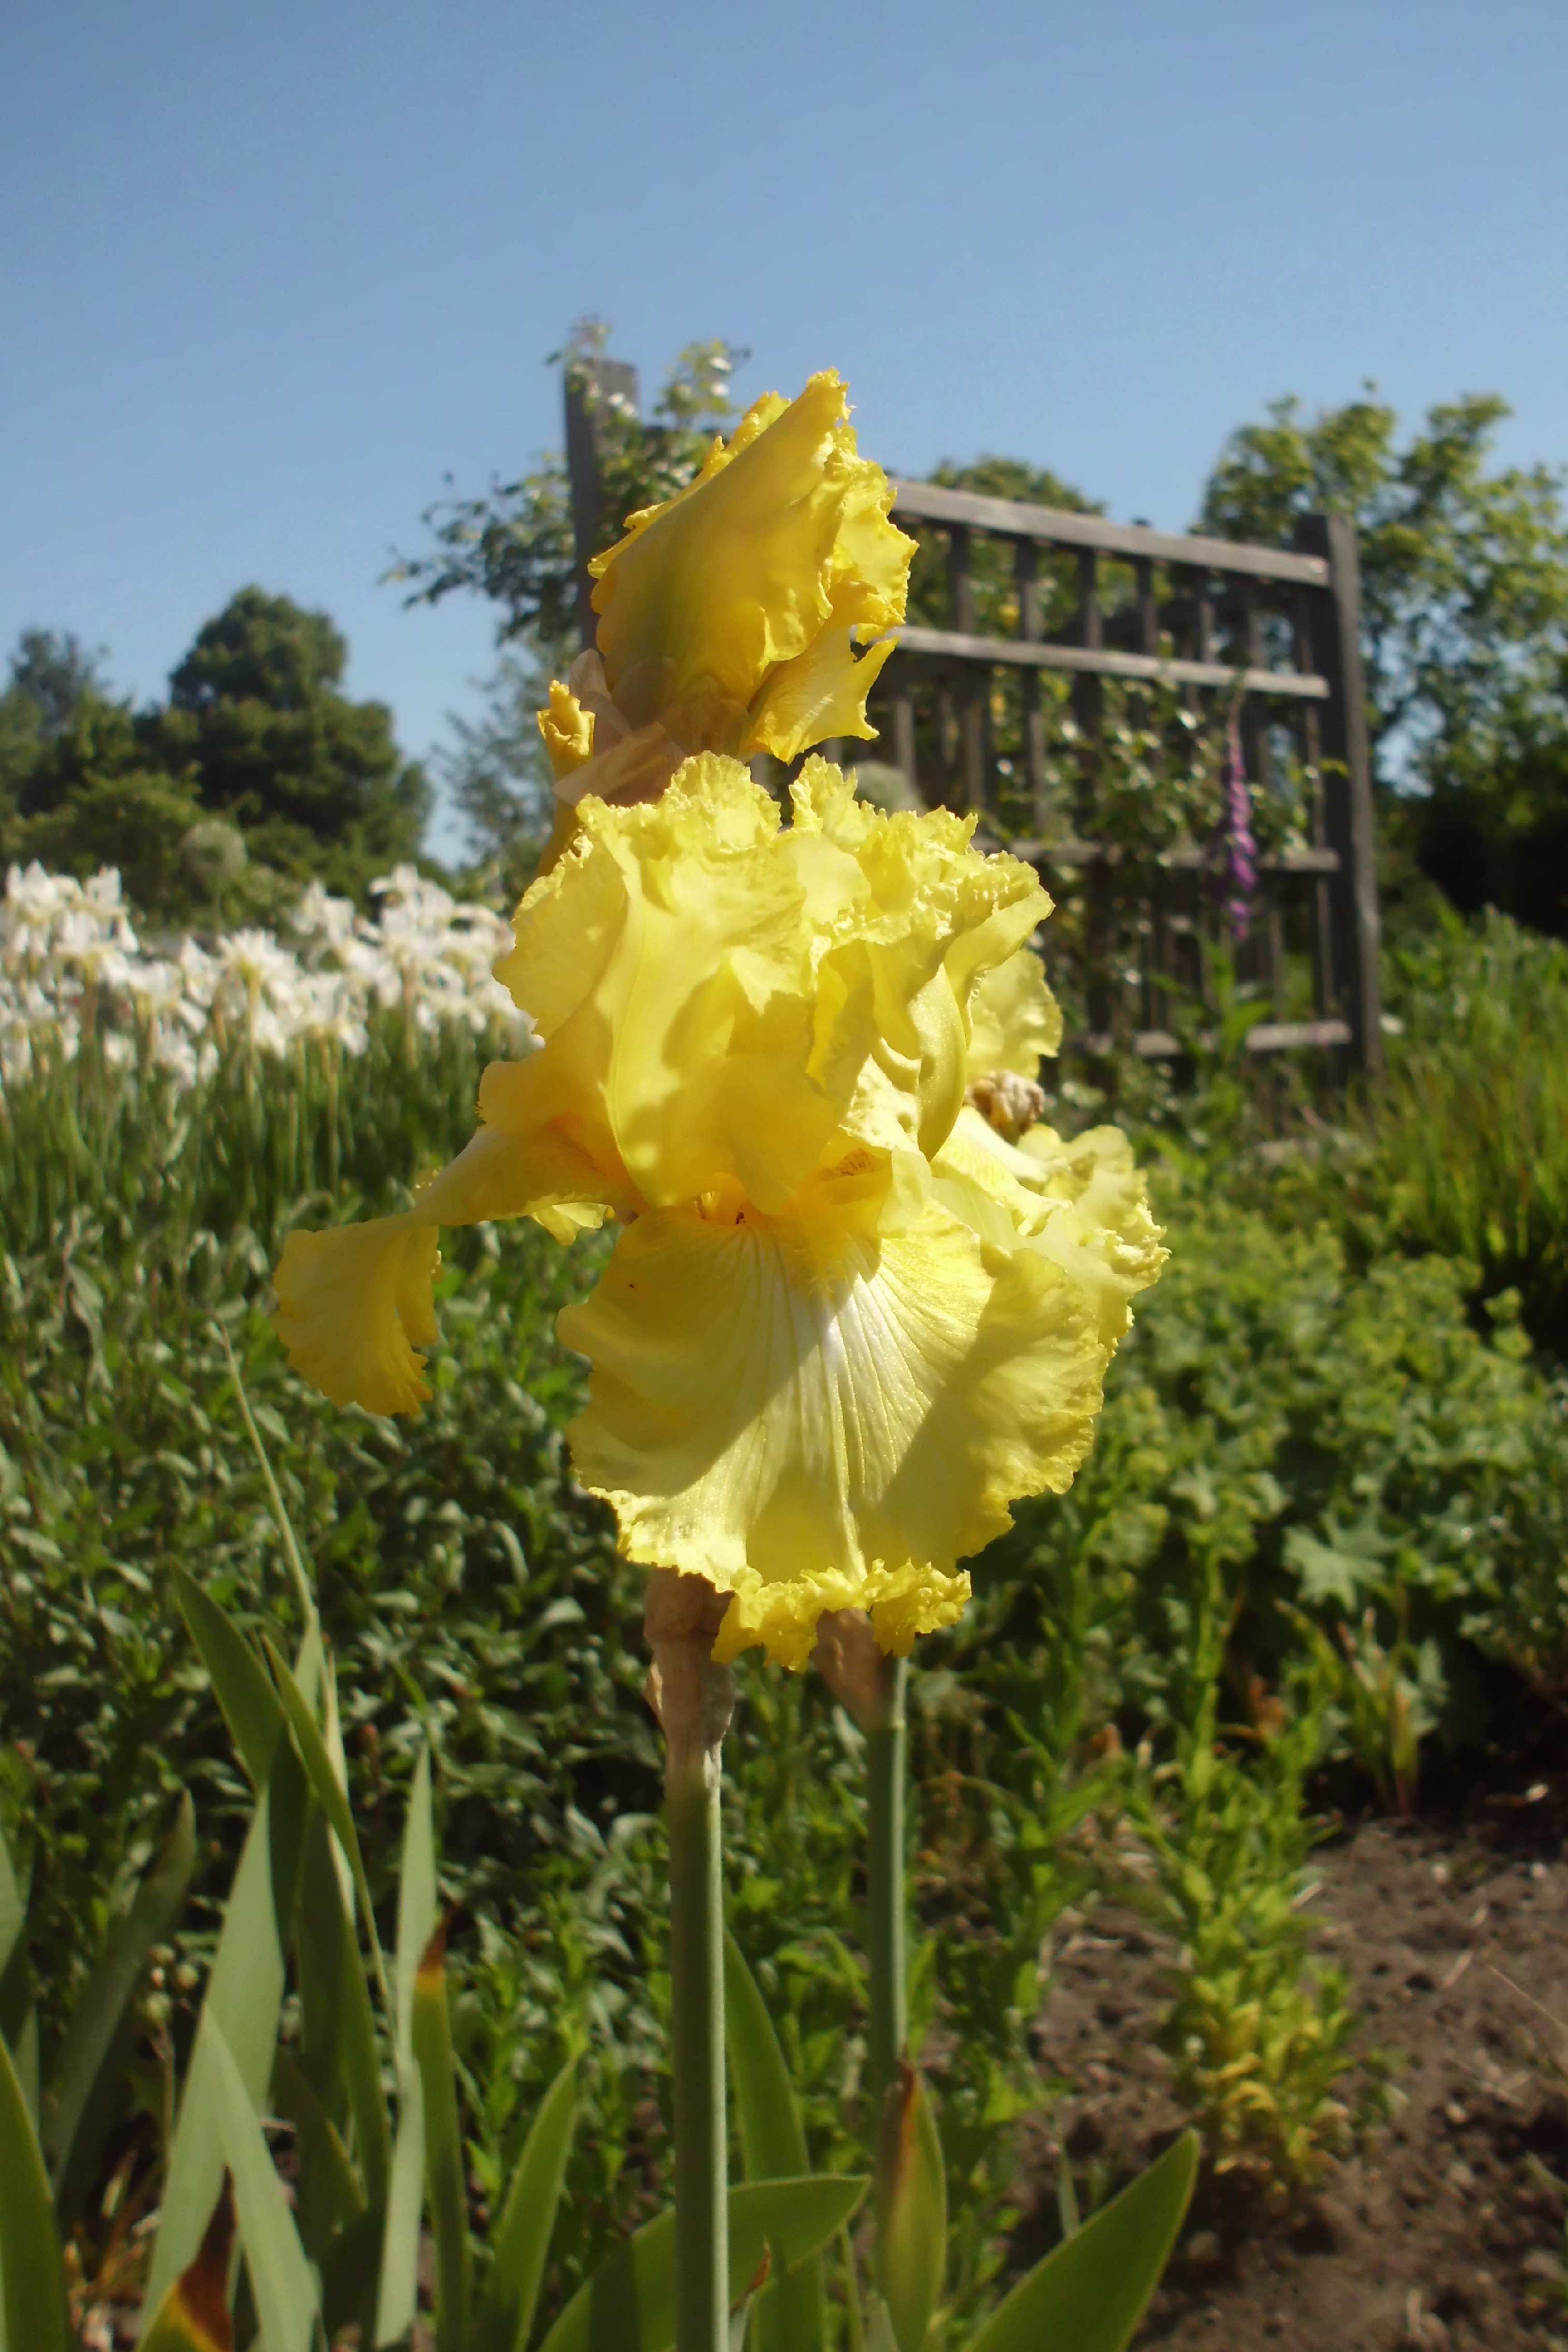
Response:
[0,862,535,1092]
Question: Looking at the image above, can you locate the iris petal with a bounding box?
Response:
[558,1156,1105,1668]
[273,1125,621,1415]
[587,372,914,738]
[742,622,900,764]
[966,945,1063,1076]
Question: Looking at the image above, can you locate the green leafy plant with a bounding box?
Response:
[1329,908,1568,1349]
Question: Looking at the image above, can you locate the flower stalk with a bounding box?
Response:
[647,1570,736,2352]
[866,1657,909,2113]
[816,1613,908,2109]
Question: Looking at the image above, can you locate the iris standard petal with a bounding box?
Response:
[741,621,900,764]
[557,1156,1106,1668]
[492,757,1054,1215]
[588,372,914,739]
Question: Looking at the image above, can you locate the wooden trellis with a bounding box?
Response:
[565,364,1383,1078]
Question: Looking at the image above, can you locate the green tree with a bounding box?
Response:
[0,655,207,909]
[1,594,429,918]
[0,631,111,845]
[432,647,554,894]
[151,586,431,897]
[1199,391,1568,931]
[5,628,109,737]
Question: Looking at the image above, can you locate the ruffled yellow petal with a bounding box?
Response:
[966,945,1062,1078]
[1015,1122,1170,1349]
[741,620,899,764]
[937,1108,1166,1352]
[587,372,913,750]
[492,757,861,1213]
[273,1125,621,1416]
[491,756,1053,1214]
[789,760,1052,1159]
[558,1155,1105,1668]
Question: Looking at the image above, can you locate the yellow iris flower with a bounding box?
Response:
[536,371,916,867]
[274,757,1164,1668]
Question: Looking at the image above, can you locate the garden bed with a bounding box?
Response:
[1027,1757,1568,2351]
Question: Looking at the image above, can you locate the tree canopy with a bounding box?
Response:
[1199,391,1568,931]
[0,593,429,919]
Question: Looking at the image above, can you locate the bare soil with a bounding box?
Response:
[1024,1783,1568,2352]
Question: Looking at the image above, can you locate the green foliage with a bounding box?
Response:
[151,587,431,901]
[964,2131,1197,2352]
[0,1797,194,2346]
[964,1178,1568,1782]
[1323,909,1568,1354]
[6,946,1568,2302]
[1199,389,1568,932]
[0,592,431,920]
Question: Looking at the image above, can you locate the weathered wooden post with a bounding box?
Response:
[1293,513,1384,1078]
[564,355,640,654]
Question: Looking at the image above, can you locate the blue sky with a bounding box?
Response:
[5,0,1564,858]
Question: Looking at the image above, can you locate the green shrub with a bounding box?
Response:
[962,1197,1568,1768]
[1318,909,1568,1350]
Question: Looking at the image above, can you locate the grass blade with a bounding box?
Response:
[0,1826,25,1987]
[0,2023,71,2352]
[536,2177,869,2352]
[138,2181,236,2352]
[294,1807,391,2214]
[45,1789,196,2227]
[393,1749,438,2067]
[206,2018,319,2352]
[0,1827,31,2051]
[264,1637,394,2026]
[478,2050,579,2352]
[875,2066,946,2352]
[965,2131,1198,2352]
[375,2073,426,2349]
[725,1934,825,2352]
[142,1754,300,2318]
[412,1921,471,2352]
[375,1747,439,2350]
[271,2051,365,2259]
[171,1566,284,1790]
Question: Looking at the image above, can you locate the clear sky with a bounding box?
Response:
[5,0,1564,858]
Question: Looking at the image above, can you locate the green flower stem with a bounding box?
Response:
[648,1571,736,2352]
[866,1655,909,2112]
[667,1738,729,2352]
